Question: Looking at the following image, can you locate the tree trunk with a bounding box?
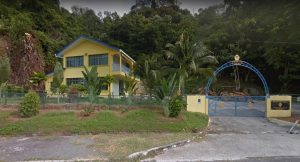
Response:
[179,74,185,96]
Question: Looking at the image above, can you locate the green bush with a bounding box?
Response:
[2,84,27,94]
[19,92,40,117]
[168,96,185,117]
[82,106,94,117]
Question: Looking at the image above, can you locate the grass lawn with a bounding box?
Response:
[92,132,198,160]
[0,109,208,136]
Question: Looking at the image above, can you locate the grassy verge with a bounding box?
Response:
[0,109,208,136]
[92,132,197,160]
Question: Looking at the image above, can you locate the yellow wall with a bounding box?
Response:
[186,95,208,114]
[45,39,136,96]
[45,75,53,94]
[266,95,292,118]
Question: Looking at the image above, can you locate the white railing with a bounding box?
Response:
[112,63,120,71]
[112,63,130,74]
[122,65,130,74]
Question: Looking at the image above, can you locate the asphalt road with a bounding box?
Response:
[149,117,300,162]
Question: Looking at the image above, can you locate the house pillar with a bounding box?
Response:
[119,53,122,72]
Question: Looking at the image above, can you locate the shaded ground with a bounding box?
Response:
[149,117,300,162]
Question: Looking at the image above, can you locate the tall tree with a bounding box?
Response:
[51,62,64,93]
[165,32,217,95]
[82,66,102,104]
[51,62,64,103]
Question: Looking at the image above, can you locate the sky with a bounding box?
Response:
[60,0,223,16]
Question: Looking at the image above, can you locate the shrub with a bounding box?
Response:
[67,84,79,103]
[168,96,185,117]
[81,106,94,117]
[19,92,40,117]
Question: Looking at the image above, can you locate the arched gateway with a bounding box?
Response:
[204,55,269,117]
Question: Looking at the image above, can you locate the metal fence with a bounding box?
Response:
[291,95,300,115]
[0,92,160,107]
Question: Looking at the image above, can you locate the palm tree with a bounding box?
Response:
[103,75,114,97]
[141,55,158,97]
[82,66,102,104]
[29,72,46,91]
[165,32,217,95]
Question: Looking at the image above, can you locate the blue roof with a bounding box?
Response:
[55,35,121,57]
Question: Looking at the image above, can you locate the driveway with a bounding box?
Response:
[150,117,300,162]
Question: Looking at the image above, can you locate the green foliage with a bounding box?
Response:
[19,92,40,118]
[103,75,114,96]
[0,109,208,135]
[153,73,178,103]
[2,84,26,93]
[165,32,217,95]
[124,73,138,96]
[168,96,185,117]
[51,62,64,94]
[29,72,46,86]
[72,84,86,94]
[138,55,158,96]
[0,55,10,85]
[5,12,34,42]
[1,0,299,93]
[58,84,67,94]
[81,66,102,103]
[82,106,94,117]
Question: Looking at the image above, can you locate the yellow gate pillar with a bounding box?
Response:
[266,95,292,118]
[186,95,208,114]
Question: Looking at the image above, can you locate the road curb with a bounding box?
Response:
[268,118,300,128]
[128,138,194,159]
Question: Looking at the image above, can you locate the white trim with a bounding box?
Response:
[120,49,136,63]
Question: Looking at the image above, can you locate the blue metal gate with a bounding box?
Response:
[207,96,266,117]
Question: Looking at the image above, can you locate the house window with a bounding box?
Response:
[66,56,83,67]
[66,78,84,86]
[89,54,108,66]
[101,85,108,91]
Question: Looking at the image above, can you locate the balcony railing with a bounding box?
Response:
[122,65,130,74]
[112,63,131,74]
[112,63,120,71]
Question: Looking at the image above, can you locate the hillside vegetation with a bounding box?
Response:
[0,0,299,93]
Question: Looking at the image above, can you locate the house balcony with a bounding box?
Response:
[112,63,131,75]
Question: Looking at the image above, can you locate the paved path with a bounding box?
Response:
[150,117,300,162]
[0,136,104,161]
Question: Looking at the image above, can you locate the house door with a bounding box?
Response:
[112,79,119,97]
[119,80,124,96]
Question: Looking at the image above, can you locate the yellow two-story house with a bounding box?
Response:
[45,35,136,96]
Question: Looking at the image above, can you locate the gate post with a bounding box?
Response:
[186,95,208,115]
[266,95,291,118]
